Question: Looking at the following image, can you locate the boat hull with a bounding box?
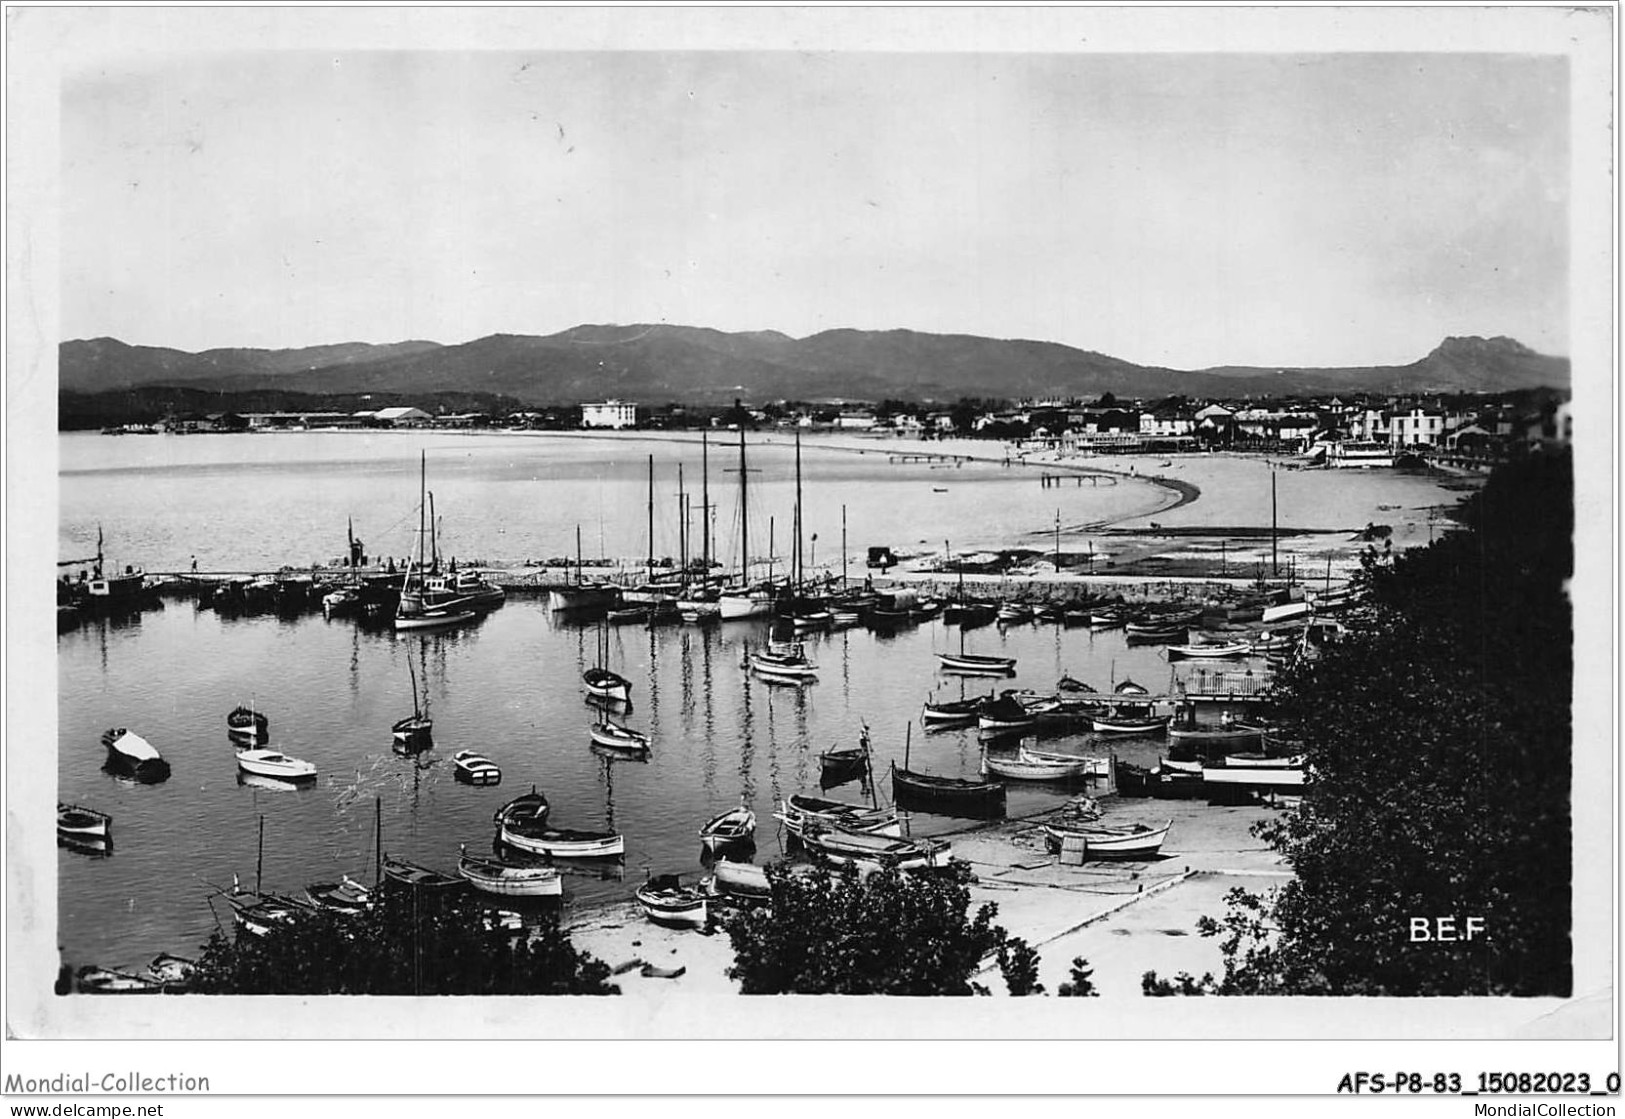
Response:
[499,824,625,859]
[394,609,476,631]
[936,653,1017,676]
[1044,820,1172,859]
[458,858,563,897]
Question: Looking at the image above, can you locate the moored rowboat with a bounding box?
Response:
[499,822,625,859]
[452,749,502,786]
[57,802,112,841]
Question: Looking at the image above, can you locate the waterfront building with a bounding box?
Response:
[836,411,877,430]
[372,406,433,428]
[582,400,638,429]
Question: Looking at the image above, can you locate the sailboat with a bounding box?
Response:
[779,428,832,630]
[396,454,477,630]
[583,618,633,703]
[392,651,433,753]
[550,525,620,612]
[622,455,683,609]
[677,433,723,623]
[718,429,776,620]
[935,619,1017,675]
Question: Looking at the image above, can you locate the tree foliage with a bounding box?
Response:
[190,886,618,995]
[1176,450,1573,996]
[724,861,1034,995]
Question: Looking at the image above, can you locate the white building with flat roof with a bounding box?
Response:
[582,401,638,429]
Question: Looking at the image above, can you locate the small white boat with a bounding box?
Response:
[699,805,757,850]
[235,748,317,782]
[636,874,709,928]
[1166,640,1253,660]
[983,743,1093,781]
[499,822,625,859]
[936,651,1018,675]
[749,645,818,681]
[457,845,563,897]
[1091,713,1171,735]
[590,719,651,753]
[394,607,476,631]
[1202,760,1307,789]
[712,858,772,898]
[1043,819,1173,859]
[57,802,112,841]
[76,966,162,994]
[100,728,171,783]
[452,749,502,786]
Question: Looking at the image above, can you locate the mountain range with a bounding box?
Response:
[58,327,1569,405]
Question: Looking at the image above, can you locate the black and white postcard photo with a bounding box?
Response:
[4,3,1616,1105]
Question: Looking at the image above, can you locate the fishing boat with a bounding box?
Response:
[582,665,633,704]
[223,887,317,936]
[305,876,373,914]
[1114,677,1150,696]
[235,748,317,782]
[890,760,1006,816]
[493,787,550,831]
[583,616,633,702]
[457,845,563,897]
[392,654,433,753]
[1167,640,1253,660]
[498,820,625,859]
[146,953,197,990]
[936,649,1017,675]
[76,966,163,994]
[1057,674,1097,695]
[921,692,990,724]
[395,454,477,631]
[975,690,1043,734]
[749,642,818,682]
[226,705,269,742]
[452,749,502,786]
[1019,745,1110,777]
[777,794,901,839]
[57,802,112,842]
[635,874,709,928]
[321,586,361,616]
[698,805,757,851]
[982,743,1091,781]
[1167,719,1265,751]
[1091,712,1171,735]
[995,601,1034,624]
[100,728,170,783]
[381,855,466,892]
[796,822,949,873]
[1088,606,1127,628]
[712,858,772,898]
[551,526,622,611]
[818,724,874,785]
[1043,818,1173,859]
[1202,756,1308,790]
[589,718,651,754]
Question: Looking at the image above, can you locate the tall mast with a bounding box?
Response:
[841,504,848,589]
[701,431,711,575]
[428,492,437,571]
[738,427,749,585]
[677,464,687,579]
[576,524,583,587]
[793,428,803,590]
[647,453,655,584]
[1270,468,1279,577]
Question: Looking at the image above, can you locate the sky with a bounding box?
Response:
[60,47,1571,369]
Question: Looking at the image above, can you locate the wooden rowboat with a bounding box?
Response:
[457,846,562,897]
[699,805,757,851]
[1043,819,1172,859]
[636,874,708,928]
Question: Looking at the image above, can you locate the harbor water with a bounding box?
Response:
[54,431,1445,972]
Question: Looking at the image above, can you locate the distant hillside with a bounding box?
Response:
[59,327,1568,404]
